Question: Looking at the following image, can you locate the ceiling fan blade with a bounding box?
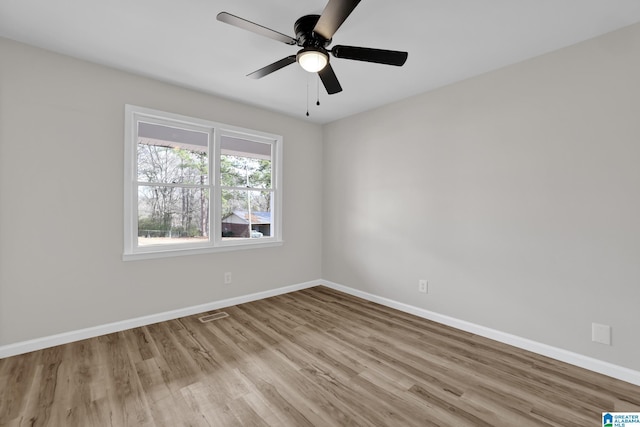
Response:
[318,64,343,95]
[332,45,408,66]
[247,56,297,79]
[313,0,361,40]
[217,12,297,45]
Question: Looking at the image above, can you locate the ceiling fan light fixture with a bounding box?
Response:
[297,48,329,73]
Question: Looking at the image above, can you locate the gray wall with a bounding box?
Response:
[0,38,323,345]
[322,23,640,371]
[2,23,639,373]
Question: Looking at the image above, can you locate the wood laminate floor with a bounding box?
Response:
[1,286,639,426]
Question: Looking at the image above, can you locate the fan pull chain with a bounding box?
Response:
[316,75,321,106]
[306,76,310,117]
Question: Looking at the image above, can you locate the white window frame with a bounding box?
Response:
[123,105,283,261]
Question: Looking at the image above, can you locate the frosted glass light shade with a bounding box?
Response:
[297,49,329,73]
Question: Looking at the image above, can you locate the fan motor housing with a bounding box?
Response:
[295,15,331,48]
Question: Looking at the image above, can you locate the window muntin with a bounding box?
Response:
[124,105,282,260]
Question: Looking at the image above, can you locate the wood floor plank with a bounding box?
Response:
[241,391,286,427]
[0,351,41,424]
[1,286,639,426]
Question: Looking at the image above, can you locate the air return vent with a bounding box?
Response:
[198,312,229,323]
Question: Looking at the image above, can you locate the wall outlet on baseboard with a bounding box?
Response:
[224,272,232,285]
[418,280,428,294]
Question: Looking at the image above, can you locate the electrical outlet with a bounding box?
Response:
[224,272,232,284]
[592,323,611,346]
[418,280,428,293]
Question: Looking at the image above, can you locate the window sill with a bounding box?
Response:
[123,240,283,261]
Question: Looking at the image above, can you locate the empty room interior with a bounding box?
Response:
[1,0,640,425]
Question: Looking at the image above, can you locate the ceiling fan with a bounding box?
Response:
[216,0,408,95]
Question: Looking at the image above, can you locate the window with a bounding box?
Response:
[124,105,282,260]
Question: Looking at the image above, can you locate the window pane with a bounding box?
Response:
[137,122,209,185]
[220,135,272,189]
[220,155,271,189]
[221,190,272,239]
[138,186,209,246]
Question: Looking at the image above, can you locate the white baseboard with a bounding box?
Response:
[3,278,639,387]
[0,280,318,359]
[320,280,640,387]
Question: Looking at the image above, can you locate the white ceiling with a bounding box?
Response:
[2,0,640,124]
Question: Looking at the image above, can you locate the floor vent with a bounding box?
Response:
[199,312,229,323]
